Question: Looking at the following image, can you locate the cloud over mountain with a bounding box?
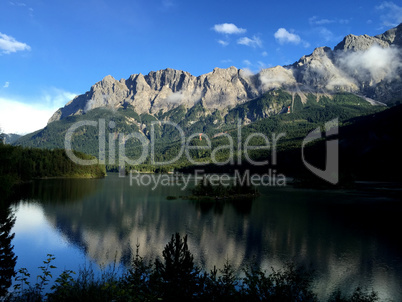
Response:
[337,44,402,83]
[47,23,402,125]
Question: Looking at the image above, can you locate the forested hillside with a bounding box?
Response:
[14,91,384,172]
[0,144,106,200]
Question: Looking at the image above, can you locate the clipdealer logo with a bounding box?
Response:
[64,118,339,186]
[301,118,339,184]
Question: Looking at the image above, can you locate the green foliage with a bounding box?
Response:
[122,243,154,301]
[241,262,317,302]
[11,254,57,302]
[11,91,386,179]
[0,144,106,185]
[216,259,240,301]
[0,206,17,298]
[328,287,379,302]
[293,94,304,112]
[153,233,202,301]
[160,105,186,123]
[46,265,126,302]
[14,108,141,158]
[49,270,76,300]
[6,234,385,302]
[242,261,274,301]
[0,175,19,201]
[268,263,317,302]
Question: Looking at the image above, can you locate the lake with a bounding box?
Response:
[8,173,402,301]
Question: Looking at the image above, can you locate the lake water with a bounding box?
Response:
[9,173,402,301]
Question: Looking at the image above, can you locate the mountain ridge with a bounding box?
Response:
[48,23,402,124]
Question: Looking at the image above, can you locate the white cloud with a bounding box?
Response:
[243,59,252,66]
[326,77,358,91]
[213,23,246,34]
[337,44,402,83]
[309,17,335,25]
[309,26,343,44]
[0,89,76,134]
[165,91,183,104]
[309,16,350,26]
[261,51,268,57]
[42,88,77,109]
[259,67,297,91]
[274,28,310,48]
[9,2,27,6]
[0,32,31,54]
[240,68,255,77]
[0,98,55,134]
[240,61,269,75]
[274,28,301,44]
[376,1,402,27]
[237,36,262,48]
[319,27,335,42]
[9,1,35,17]
[217,39,229,46]
[3,82,9,88]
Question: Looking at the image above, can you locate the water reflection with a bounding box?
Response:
[12,178,99,204]
[10,174,402,301]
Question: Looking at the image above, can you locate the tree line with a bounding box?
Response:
[3,233,381,302]
[0,143,106,201]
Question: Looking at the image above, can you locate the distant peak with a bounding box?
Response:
[334,32,389,52]
[213,66,237,72]
[101,75,116,82]
[312,46,332,55]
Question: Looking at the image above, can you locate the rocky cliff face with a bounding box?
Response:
[288,23,402,100]
[49,67,261,123]
[48,24,402,124]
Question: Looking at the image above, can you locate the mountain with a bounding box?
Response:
[15,90,384,171]
[1,133,21,144]
[14,24,402,178]
[47,23,402,124]
[48,67,260,123]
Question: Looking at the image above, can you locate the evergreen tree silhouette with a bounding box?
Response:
[0,205,18,297]
[154,233,203,301]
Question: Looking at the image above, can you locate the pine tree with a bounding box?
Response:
[153,233,202,301]
[0,205,18,297]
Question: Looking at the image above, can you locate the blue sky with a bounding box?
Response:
[1,0,401,134]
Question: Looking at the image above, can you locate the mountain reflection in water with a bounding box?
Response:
[10,174,402,301]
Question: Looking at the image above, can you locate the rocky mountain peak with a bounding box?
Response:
[48,23,402,124]
[212,66,238,75]
[145,68,194,92]
[395,24,402,47]
[375,23,402,46]
[334,33,390,52]
[296,46,333,67]
[101,74,115,83]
